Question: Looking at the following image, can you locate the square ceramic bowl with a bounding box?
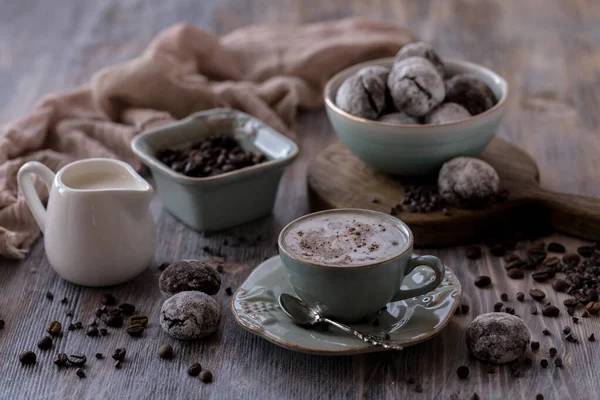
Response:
[131,108,299,231]
[324,58,508,176]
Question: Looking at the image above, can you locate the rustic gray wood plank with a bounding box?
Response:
[1,1,600,399]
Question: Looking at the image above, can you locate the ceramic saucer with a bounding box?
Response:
[232,256,462,355]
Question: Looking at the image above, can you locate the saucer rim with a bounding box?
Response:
[232,255,462,355]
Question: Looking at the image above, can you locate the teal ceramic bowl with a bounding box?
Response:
[324,58,508,176]
[131,108,299,231]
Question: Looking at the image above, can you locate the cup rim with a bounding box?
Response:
[277,208,414,269]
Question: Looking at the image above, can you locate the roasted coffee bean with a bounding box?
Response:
[578,246,594,258]
[188,363,202,377]
[543,256,560,267]
[86,327,99,337]
[45,291,54,301]
[589,334,596,342]
[90,319,98,328]
[548,242,566,253]
[100,328,108,336]
[531,307,538,315]
[114,360,122,369]
[94,308,106,317]
[76,368,86,378]
[505,307,515,315]
[74,321,83,329]
[19,351,36,365]
[528,240,546,254]
[563,298,579,307]
[585,302,600,315]
[199,370,213,383]
[384,333,391,340]
[552,279,568,292]
[554,357,563,367]
[0,320,4,329]
[531,341,540,351]
[46,321,62,336]
[587,289,599,302]
[68,354,87,366]
[565,333,578,343]
[54,353,68,366]
[504,260,525,271]
[108,309,122,318]
[542,305,560,317]
[461,304,470,314]
[567,307,575,316]
[118,304,136,315]
[474,276,491,288]
[95,353,104,359]
[493,302,503,312]
[549,347,557,357]
[540,359,548,368]
[225,287,233,296]
[129,315,148,327]
[573,317,579,324]
[466,246,482,260]
[112,348,126,361]
[472,394,481,400]
[490,244,506,257]
[563,253,581,267]
[126,325,145,337]
[562,326,572,334]
[516,292,525,302]
[532,271,550,282]
[60,297,68,304]
[529,289,546,302]
[504,253,521,263]
[500,293,509,301]
[158,344,174,359]
[100,293,116,306]
[105,316,123,328]
[37,336,52,350]
[507,268,524,279]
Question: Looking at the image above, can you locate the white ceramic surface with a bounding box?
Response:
[18,158,156,286]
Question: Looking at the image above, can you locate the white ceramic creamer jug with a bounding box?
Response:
[18,158,156,286]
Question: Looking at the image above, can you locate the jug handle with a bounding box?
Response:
[17,161,56,233]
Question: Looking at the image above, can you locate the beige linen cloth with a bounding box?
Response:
[0,18,414,259]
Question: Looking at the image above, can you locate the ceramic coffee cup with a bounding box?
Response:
[278,209,445,323]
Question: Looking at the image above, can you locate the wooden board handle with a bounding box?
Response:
[526,187,600,242]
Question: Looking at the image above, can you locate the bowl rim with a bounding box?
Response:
[130,108,299,185]
[323,57,508,129]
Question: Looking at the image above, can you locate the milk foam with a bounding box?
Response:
[283,211,408,267]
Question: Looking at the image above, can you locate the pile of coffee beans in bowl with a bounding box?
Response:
[335,41,498,125]
[156,134,267,178]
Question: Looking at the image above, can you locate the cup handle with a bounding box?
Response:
[17,161,56,233]
[391,255,445,302]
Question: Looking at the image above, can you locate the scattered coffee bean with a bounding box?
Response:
[554,357,563,367]
[548,242,566,253]
[94,308,106,317]
[549,347,557,357]
[384,333,391,340]
[589,334,596,342]
[45,291,54,301]
[540,359,548,368]
[507,268,524,279]
[474,276,491,288]
[158,344,174,359]
[54,353,68,366]
[505,307,515,315]
[76,368,86,378]
[46,321,62,336]
[199,370,213,383]
[74,321,83,329]
[563,298,579,308]
[543,256,560,267]
[114,360,122,369]
[0,320,4,329]
[516,292,525,302]
[118,304,136,315]
[225,287,233,296]
[60,297,68,304]
[531,307,538,315]
[466,246,482,260]
[68,354,87,366]
[500,293,509,301]
[105,316,123,328]
[562,326,572,334]
[529,288,546,302]
[493,302,503,312]
[552,279,568,292]
[37,336,52,350]
[112,348,126,361]
[90,319,98,327]
[456,365,469,379]
[95,353,104,359]
[587,289,599,302]
[86,327,99,337]
[528,240,546,254]
[19,351,36,365]
[531,341,540,351]
[490,244,506,257]
[472,393,480,400]
[100,328,108,336]
[188,363,202,377]
[573,317,579,324]
[461,304,470,314]
[100,293,116,306]
[563,253,581,267]
[578,246,594,258]
[586,302,600,315]
[532,270,550,282]
[567,307,575,316]
[129,315,148,327]
[582,311,590,318]
[542,305,560,317]
[536,395,544,400]
[126,325,145,337]
[565,333,578,343]
[542,329,551,336]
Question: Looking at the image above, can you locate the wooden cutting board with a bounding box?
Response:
[307,138,600,247]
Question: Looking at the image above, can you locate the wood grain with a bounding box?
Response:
[308,138,600,245]
[1,1,600,399]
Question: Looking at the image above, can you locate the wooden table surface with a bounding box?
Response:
[1,1,599,399]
